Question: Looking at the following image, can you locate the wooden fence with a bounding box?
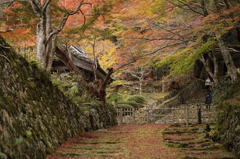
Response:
[116,107,179,125]
[116,105,216,125]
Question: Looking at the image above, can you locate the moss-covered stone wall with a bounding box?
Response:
[0,37,116,159]
[216,78,240,156]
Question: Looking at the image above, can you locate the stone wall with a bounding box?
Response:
[0,37,117,159]
[216,78,240,156]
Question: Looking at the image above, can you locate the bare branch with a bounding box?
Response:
[145,42,185,56]
[133,37,186,43]
[113,60,135,73]
[166,0,205,16]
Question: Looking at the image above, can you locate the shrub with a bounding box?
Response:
[126,95,146,104]
[115,103,134,109]
[117,101,143,109]
[107,93,123,104]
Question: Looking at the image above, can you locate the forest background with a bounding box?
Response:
[0,0,240,102]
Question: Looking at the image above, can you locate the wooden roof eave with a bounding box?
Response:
[71,55,108,80]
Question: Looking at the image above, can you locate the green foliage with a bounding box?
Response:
[110,80,127,87]
[51,73,92,107]
[237,68,240,73]
[116,100,142,108]
[154,38,217,77]
[106,93,123,104]
[29,60,39,68]
[145,86,155,93]
[153,66,170,79]
[212,76,234,99]
[115,103,134,109]
[14,137,24,146]
[126,95,146,104]
[215,77,240,142]
[13,130,32,146]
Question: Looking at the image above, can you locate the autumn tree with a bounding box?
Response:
[155,0,240,82]
[101,0,240,84]
[99,0,194,79]
[0,0,110,72]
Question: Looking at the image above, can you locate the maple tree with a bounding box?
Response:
[99,0,195,79]
[101,0,240,83]
[0,0,110,71]
[153,0,240,82]
[0,0,239,82]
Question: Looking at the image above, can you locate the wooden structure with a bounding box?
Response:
[52,45,114,83]
[116,106,216,125]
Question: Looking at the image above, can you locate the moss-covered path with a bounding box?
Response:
[47,124,180,159]
[46,124,237,159]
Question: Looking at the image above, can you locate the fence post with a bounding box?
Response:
[197,104,202,124]
[133,108,136,123]
[147,108,150,123]
[172,107,175,124]
[120,107,123,125]
[186,105,189,127]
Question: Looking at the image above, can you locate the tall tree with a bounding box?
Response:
[153,0,240,81]
[0,0,107,71]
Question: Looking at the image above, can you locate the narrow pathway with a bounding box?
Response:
[46,123,237,159]
[46,89,238,159]
[46,124,181,159]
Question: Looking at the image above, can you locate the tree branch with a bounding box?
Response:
[30,0,41,17]
[0,54,10,62]
[0,24,28,33]
[166,0,205,16]
[113,60,135,73]
[46,1,91,43]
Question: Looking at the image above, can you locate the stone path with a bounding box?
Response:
[46,124,181,159]
[46,124,238,159]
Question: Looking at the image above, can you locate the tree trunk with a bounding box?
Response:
[210,50,219,83]
[36,18,46,68]
[35,2,56,72]
[218,37,238,81]
[200,54,218,84]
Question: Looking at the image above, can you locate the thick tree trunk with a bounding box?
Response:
[31,0,87,71]
[45,5,56,72]
[36,19,46,67]
[218,38,238,81]
[36,3,56,72]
